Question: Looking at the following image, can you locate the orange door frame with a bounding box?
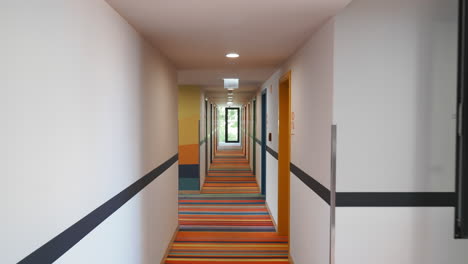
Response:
[277,71,291,237]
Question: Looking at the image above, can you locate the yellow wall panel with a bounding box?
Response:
[178,85,201,146]
[178,85,201,119]
[178,118,199,145]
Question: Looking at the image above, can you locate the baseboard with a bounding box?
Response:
[160,225,179,264]
[264,200,278,232]
[289,253,295,264]
[179,190,200,194]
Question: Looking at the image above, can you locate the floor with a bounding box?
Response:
[165,146,290,263]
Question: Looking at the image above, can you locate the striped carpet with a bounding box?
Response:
[165,147,289,263]
[203,149,259,194]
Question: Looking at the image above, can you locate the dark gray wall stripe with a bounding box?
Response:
[18,154,178,264]
[262,146,456,207]
[336,192,456,207]
[255,138,262,145]
[266,146,278,159]
[265,147,330,204]
[290,163,331,204]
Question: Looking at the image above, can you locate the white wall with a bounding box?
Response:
[336,207,468,264]
[291,176,331,264]
[333,0,458,192]
[260,18,336,263]
[0,1,178,263]
[199,92,206,188]
[266,154,279,223]
[333,0,468,263]
[261,70,280,225]
[286,19,335,264]
[249,103,254,171]
[255,93,262,188]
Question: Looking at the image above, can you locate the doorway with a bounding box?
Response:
[261,91,267,195]
[210,103,213,163]
[253,100,257,175]
[205,100,208,175]
[225,107,240,143]
[278,71,291,237]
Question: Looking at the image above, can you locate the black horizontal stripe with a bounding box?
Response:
[336,192,456,207]
[255,138,262,145]
[290,163,331,204]
[18,154,178,264]
[261,144,456,207]
[264,146,330,204]
[266,146,278,159]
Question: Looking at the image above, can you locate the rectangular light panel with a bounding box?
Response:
[224,78,239,89]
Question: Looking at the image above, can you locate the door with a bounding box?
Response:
[261,91,267,195]
[278,71,291,237]
[210,103,213,163]
[205,100,208,175]
[253,100,257,174]
[456,0,468,239]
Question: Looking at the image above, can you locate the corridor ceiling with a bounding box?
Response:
[106,0,351,104]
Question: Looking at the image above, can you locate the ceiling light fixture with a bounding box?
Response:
[224,78,239,90]
[226,53,239,58]
[227,102,233,105]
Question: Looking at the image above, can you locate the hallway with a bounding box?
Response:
[5,1,468,263]
[165,147,289,263]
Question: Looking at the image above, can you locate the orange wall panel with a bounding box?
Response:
[179,144,199,165]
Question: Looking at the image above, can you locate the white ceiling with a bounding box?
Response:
[178,68,275,86]
[106,0,351,100]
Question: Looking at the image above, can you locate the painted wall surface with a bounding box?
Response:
[208,103,213,166]
[266,154,279,223]
[333,0,468,263]
[178,85,201,190]
[336,207,467,264]
[334,0,458,193]
[199,93,207,189]
[259,19,336,263]
[255,93,263,188]
[1,1,178,263]
[256,144,262,187]
[250,102,256,173]
[261,70,280,225]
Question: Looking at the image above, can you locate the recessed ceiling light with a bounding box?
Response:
[224,79,239,89]
[226,53,239,58]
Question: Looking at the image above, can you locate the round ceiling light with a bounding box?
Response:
[226,53,239,58]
